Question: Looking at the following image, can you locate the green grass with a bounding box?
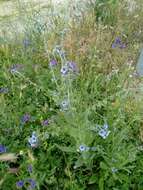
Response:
[0,0,143,189]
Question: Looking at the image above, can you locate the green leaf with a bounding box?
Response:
[56,144,76,153]
[88,175,97,184]
[99,177,104,190]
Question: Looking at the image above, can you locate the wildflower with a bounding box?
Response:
[27,179,36,189]
[68,61,78,72]
[28,132,38,148]
[112,37,126,49]
[0,145,6,153]
[49,59,58,67]
[27,164,33,173]
[0,87,9,94]
[98,123,110,139]
[41,119,49,126]
[98,129,110,139]
[21,114,30,123]
[78,145,89,152]
[60,100,69,111]
[115,37,121,44]
[79,145,86,152]
[16,180,24,188]
[61,65,69,75]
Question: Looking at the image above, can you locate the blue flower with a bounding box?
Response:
[16,180,24,188]
[68,61,78,72]
[98,123,110,139]
[98,129,110,139]
[60,100,69,111]
[49,59,58,67]
[61,65,69,75]
[112,37,126,49]
[79,145,90,152]
[28,132,38,148]
[27,179,36,189]
[21,114,31,123]
[41,119,49,126]
[0,145,6,153]
[0,87,9,94]
[79,145,86,152]
[115,37,121,44]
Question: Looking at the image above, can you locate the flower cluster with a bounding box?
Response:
[16,178,36,189]
[28,132,38,148]
[112,37,126,49]
[61,61,78,76]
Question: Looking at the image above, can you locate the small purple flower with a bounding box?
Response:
[68,61,78,72]
[61,66,69,75]
[49,60,58,67]
[27,179,36,189]
[27,164,33,173]
[16,180,24,188]
[111,43,117,49]
[41,119,49,126]
[21,114,30,123]
[112,37,126,49]
[0,87,9,94]
[0,145,6,153]
[115,37,121,44]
